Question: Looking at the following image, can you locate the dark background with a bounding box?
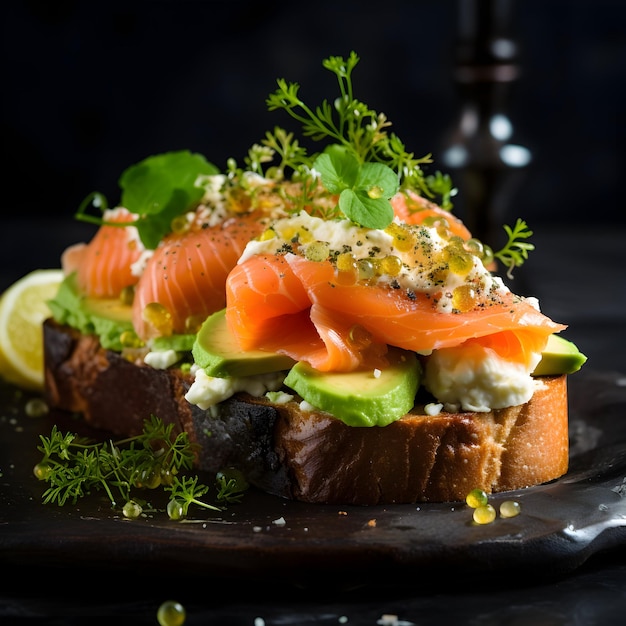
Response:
[3,0,624,226]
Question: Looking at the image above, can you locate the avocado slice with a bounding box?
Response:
[82,296,133,324]
[532,334,587,376]
[283,348,421,427]
[192,308,296,378]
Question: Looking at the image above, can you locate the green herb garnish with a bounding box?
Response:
[75,150,219,249]
[34,416,246,520]
[258,51,449,228]
[493,218,535,278]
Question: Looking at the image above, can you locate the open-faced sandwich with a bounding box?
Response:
[43,52,586,505]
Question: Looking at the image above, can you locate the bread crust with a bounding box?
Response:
[43,319,569,505]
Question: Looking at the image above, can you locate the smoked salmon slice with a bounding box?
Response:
[61,208,143,299]
[391,191,472,240]
[225,253,565,373]
[132,211,268,339]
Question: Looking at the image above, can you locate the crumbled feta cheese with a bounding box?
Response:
[265,390,294,404]
[424,402,443,416]
[143,349,180,370]
[185,369,285,410]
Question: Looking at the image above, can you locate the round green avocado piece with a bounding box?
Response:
[283,348,421,427]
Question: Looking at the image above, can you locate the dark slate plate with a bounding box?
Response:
[1,368,625,590]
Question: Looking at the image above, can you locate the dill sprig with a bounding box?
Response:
[494,218,535,278]
[34,416,247,520]
[225,51,456,229]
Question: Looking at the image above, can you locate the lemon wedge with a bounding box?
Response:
[0,269,64,391]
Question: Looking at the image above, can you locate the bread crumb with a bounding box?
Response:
[338,511,348,516]
[367,519,377,527]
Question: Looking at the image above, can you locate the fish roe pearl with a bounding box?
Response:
[170,215,189,235]
[385,223,416,252]
[452,284,477,312]
[157,600,187,626]
[120,330,143,348]
[436,223,452,240]
[184,314,206,334]
[305,241,330,262]
[119,285,135,306]
[336,252,356,272]
[142,302,174,336]
[378,255,403,277]
[348,325,372,350]
[500,500,521,518]
[466,488,489,508]
[25,398,49,418]
[367,184,384,199]
[473,504,496,524]
[443,245,474,276]
[357,259,376,280]
[464,238,484,257]
[335,252,358,284]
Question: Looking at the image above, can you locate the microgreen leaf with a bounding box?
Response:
[313,147,359,193]
[76,150,219,250]
[339,190,395,230]
[119,151,219,248]
[312,147,398,228]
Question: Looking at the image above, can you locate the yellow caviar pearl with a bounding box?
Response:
[184,314,206,334]
[464,238,484,257]
[367,185,384,199]
[142,302,174,337]
[120,330,143,349]
[378,255,403,277]
[443,244,474,276]
[452,284,477,312]
[500,500,521,518]
[385,223,416,252]
[466,488,489,508]
[347,325,373,350]
[473,504,497,525]
[336,252,356,272]
[335,252,358,285]
[119,285,135,306]
[170,215,189,235]
[305,241,330,262]
[357,259,376,280]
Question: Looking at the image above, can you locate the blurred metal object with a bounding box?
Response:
[441,0,531,246]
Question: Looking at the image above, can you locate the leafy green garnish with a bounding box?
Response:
[493,218,535,278]
[34,416,246,520]
[76,150,219,249]
[260,51,447,228]
[313,145,397,229]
